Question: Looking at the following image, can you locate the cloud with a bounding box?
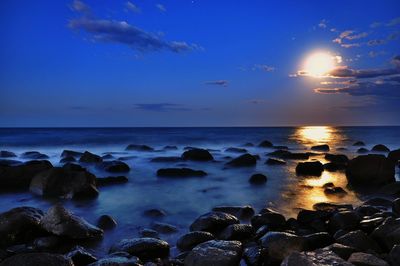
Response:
[126,1,140,13]
[333,30,368,48]
[71,0,91,14]
[318,19,327,29]
[326,66,400,79]
[205,80,229,87]
[367,39,387,46]
[134,103,191,112]
[387,17,400,26]
[156,4,166,12]
[252,64,275,72]
[315,81,400,98]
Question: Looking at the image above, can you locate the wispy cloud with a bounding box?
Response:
[126,1,140,13]
[156,4,166,12]
[252,64,275,72]
[134,103,191,112]
[205,80,229,87]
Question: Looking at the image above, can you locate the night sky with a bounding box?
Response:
[1,0,399,127]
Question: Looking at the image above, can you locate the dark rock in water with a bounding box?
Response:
[218,224,254,241]
[101,154,114,160]
[265,158,286,165]
[269,150,310,160]
[371,217,400,251]
[348,252,389,266]
[251,209,286,230]
[295,161,324,176]
[0,159,22,166]
[258,140,273,147]
[190,212,239,233]
[243,142,254,147]
[163,145,178,150]
[143,209,166,218]
[372,144,390,152]
[66,246,97,266]
[109,237,170,260]
[150,156,183,163]
[0,206,44,248]
[151,222,178,234]
[393,198,400,215]
[388,149,400,162]
[88,256,141,266]
[353,141,365,146]
[100,160,130,173]
[184,240,242,266]
[157,168,207,177]
[311,144,330,151]
[97,215,117,230]
[96,176,128,186]
[30,166,98,199]
[359,217,385,233]
[325,153,349,164]
[125,144,154,151]
[260,231,305,263]
[140,228,159,238]
[225,147,247,153]
[33,235,63,251]
[21,151,49,159]
[0,160,52,189]
[281,249,352,266]
[118,155,137,161]
[60,156,76,164]
[378,181,400,196]
[346,154,395,189]
[324,186,347,197]
[304,232,333,250]
[337,230,381,253]
[325,243,357,260]
[0,252,73,266]
[40,204,103,240]
[324,162,347,172]
[226,153,257,167]
[329,211,361,231]
[181,148,213,161]
[0,151,16,158]
[212,205,255,219]
[355,205,381,216]
[249,173,267,185]
[61,150,83,158]
[313,202,353,212]
[177,231,215,251]
[357,147,369,153]
[363,197,393,207]
[389,245,400,266]
[274,145,289,150]
[79,151,103,163]
[337,147,347,151]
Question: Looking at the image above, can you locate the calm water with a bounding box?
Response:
[0,126,399,256]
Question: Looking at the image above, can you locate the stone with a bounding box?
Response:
[212,205,255,219]
[96,176,128,186]
[281,249,352,266]
[388,149,400,162]
[348,252,389,266]
[260,231,305,262]
[66,246,97,266]
[392,198,400,215]
[125,144,154,151]
[140,228,159,238]
[295,161,324,176]
[258,140,273,147]
[370,217,400,251]
[225,147,247,153]
[156,168,207,177]
[100,161,130,173]
[0,253,73,266]
[357,148,369,153]
[0,151,16,158]
[372,144,390,152]
[181,149,213,161]
[21,151,49,159]
[360,217,385,233]
[243,245,263,266]
[363,197,393,207]
[325,243,357,260]
[32,236,62,251]
[79,151,103,163]
[61,150,83,158]
[311,144,330,151]
[389,245,400,266]
[251,210,286,230]
[163,145,178,150]
[190,212,239,233]
[226,154,257,167]
[60,156,76,164]
[177,231,215,251]
[336,230,381,253]
[304,232,333,250]
[324,186,347,196]
[265,158,286,165]
[97,215,117,230]
[109,237,169,260]
[151,222,178,234]
[143,209,166,218]
[218,224,254,241]
[249,174,267,185]
[325,153,349,164]
[353,141,365,146]
[88,256,141,266]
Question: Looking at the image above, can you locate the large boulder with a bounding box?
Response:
[251,209,286,230]
[156,168,207,177]
[184,240,242,266]
[66,245,97,266]
[336,230,381,253]
[99,161,130,173]
[258,140,273,147]
[348,252,389,266]
[177,231,215,251]
[40,205,103,240]
[325,153,349,164]
[281,249,352,266]
[0,151,16,158]
[311,144,330,151]
[388,149,400,162]
[372,144,390,152]
[29,166,98,199]
[190,212,239,233]
[346,154,395,189]
[125,144,154,151]
[79,151,103,163]
[0,253,73,266]
[218,224,254,241]
[181,149,213,161]
[226,154,257,167]
[329,211,361,231]
[295,161,324,176]
[260,231,306,263]
[109,237,169,260]
[371,217,400,251]
[21,151,49,159]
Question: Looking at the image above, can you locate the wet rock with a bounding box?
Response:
[212,205,255,219]
[243,245,264,266]
[378,181,400,196]
[360,217,385,233]
[21,151,49,159]
[297,209,330,226]
[218,224,254,241]
[140,228,159,238]
[163,145,178,150]
[313,202,353,212]
[372,144,390,152]
[226,153,257,167]
[0,160,53,189]
[363,197,393,207]
[156,168,207,177]
[60,156,76,164]
[150,156,183,163]
[371,217,400,251]
[126,144,154,151]
[61,150,83,158]
[260,231,305,263]
[243,142,254,147]
[295,161,324,176]
[393,198,400,215]
[143,209,166,218]
[184,240,242,266]
[346,154,395,189]
[79,151,103,163]
[96,176,128,186]
[66,246,97,266]
[258,140,273,147]
[304,232,333,250]
[355,205,382,216]
[389,245,400,266]
[388,149,400,162]
[0,206,44,248]
[265,158,286,165]
[311,144,329,151]
[151,222,178,234]
[0,252,73,266]
[190,212,239,233]
[324,186,347,197]
[337,230,381,253]
[268,150,310,160]
[102,154,114,160]
[0,159,22,166]
[88,256,141,266]
[281,249,352,266]
[329,211,361,231]
[177,231,215,251]
[109,237,169,260]
[324,243,357,260]
[325,153,349,164]
[0,151,16,158]
[181,148,213,161]
[251,210,286,230]
[30,166,98,199]
[274,145,289,150]
[357,148,369,153]
[225,147,247,153]
[353,141,365,146]
[249,173,267,185]
[348,252,389,266]
[97,215,117,230]
[100,160,130,173]
[40,204,103,240]
[324,162,347,172]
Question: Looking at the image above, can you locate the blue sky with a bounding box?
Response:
[0,0,399,126]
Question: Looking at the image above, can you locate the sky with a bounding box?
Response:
[0,0,399,127]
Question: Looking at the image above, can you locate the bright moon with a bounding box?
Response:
[303,52,337,78]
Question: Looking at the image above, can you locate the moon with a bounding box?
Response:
[303,52,337,78]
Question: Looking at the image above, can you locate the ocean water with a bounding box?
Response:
[0,126,399,256]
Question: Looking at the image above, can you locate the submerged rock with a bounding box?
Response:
[225,147,247,153]
[325,153,349,164]
[97,215,117,230]
[66,246,97,266]
[61,150,83,158]
[79,151,103,163]
[21,151,49,159]
[265,158,286,165]
[163,145,178,150]
[353,141,365,146]
[226,153,257,167]
[109,237,169,260]
[100,160,130,173]
[372,144,390,152]
[190,212,239,233]
[258,140,273,147]
[295,161,324,176]
[0,151,16,158]
[311,144,329,151]
[181,149,214,161]
[0,253,73,266]
[151,222,178,234]
[156,168,207,177]
[143,209,166,218]
[177,231,215,251]
[125,144,154,151]
[357,148,369,153]
[249,173,267,185]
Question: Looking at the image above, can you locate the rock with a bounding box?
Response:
[163,145,178,150]
[313,202,353,212]
[100,161,130,173]
[0,207,44,248]
[79,151,103,163]
[357,148,369,153]
[97,215,117,230]
[346,154,395,189]
[143,209,166,218]
[30,166,98,199]
[281,249,352,266]
[60,156,76,164]
[348,252,389,266]
[212,206,255,219]
[177,231,215,251]
[151,222,178,234]
[125,144,154,151]
[102,154,114,160]
[295,161,324,176]
[324,243,357,260]
[181,149,213,161]
[218,224,254,241]
[360,217,385,233]
[371,217,400,251]
[184,240,242,266]
[251,209,286,230]
[324,186,347,197]
[0,160,53,189]
[324,162,347,172]
[0,159,22,166]
[226,153,257,167]
[389,245,400,266]
[61,150,83,158]
[356,205,381,216]
[337,230,381,253]
[249,174,267,185]
[372,144,390,152]
[363,197,393,207]
[109,237,169,260]
[88,256,141,266]
[21,151,49,159]
[304,232,333,250]
[243,245,263,266]
[260,231,305,262]
[258,140,273,147]
[388,149,400,162]
[40,204,103,240]
[225,147,247,153]
[189,212,239,233]
[156,168,207,177]
[378,181,400,196]
[325,153,349,164]
[150,156,183,163]
[66,246,97,266]
[353,141,365,146]
[265,158,286,165]
[0,151,16,158]
[140,228,159,238]
[393,198,400,215]
[268,150,310,160]
[329,211,361,231]
[274,145,289,150]
[0,253,73,266]
[96,176,128,186]
[243,142,254,147]
[311,144,330,151]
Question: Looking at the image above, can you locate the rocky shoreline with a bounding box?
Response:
[0,142,400,265]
